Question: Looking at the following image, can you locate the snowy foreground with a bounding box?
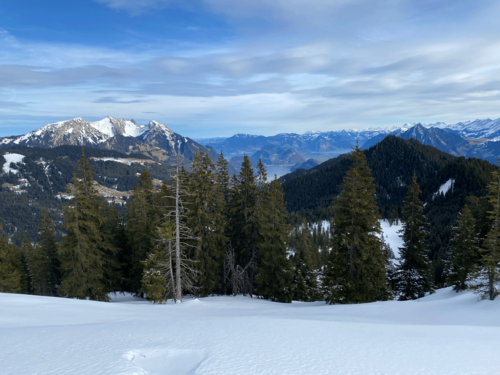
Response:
[0,289,499,375]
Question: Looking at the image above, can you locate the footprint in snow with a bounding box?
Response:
[124,348,205,375]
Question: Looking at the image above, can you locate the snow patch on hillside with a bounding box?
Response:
[2,153,25,174]
[434,178,455,198]
[379,219,403,258]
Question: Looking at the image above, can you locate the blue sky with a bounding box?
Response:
[0,0,499,138]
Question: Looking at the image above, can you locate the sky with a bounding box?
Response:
[0,0,499,138]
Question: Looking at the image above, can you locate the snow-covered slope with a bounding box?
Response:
[0,117,219,167]
[0,290,498,375]
[438,118,500,139]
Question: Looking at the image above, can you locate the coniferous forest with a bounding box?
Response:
[1,139,499,303]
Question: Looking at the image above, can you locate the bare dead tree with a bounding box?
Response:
[224,243,253,296]
[153,159,199,303]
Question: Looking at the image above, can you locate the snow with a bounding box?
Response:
[90,118,116,138]
[0,289,498,375]
[123,120,149,138]
[434,178,455,198]
[93,157,133,166]
[379,219,403,258]
[2,153,25,174]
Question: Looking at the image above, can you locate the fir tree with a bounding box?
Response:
[37,208,60,295]
[472,162,500,300]
[187,151,227,296]
[323,144,388,304]
[228,155,259,294]
[291,227,320,302]
[57,149,116,301]
[23,234,51,296]
[0,224,24,294]
[395,172,432,300]
[140,223,169,303]
[255,177,294,302]
[447,205,478,292]
[215,151,231,209]
[126,168,157,293]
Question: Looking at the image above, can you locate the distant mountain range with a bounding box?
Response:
[0,117,220,169]
[361,118,500,164]
[1,116,499,176]
[200,117,500,170]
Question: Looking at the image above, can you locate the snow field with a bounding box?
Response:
[379,219,403,258]
[0,288,499,375]
[1,153,25,174]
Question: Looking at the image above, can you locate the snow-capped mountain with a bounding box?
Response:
[436,118,500,139]
[0,117,219,167]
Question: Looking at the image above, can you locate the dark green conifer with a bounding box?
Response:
[447,205,478,292]
[228,155,259,293]
[126,168,157,293]
[395,172,432,300]
[57,149,116,301]
[255,177,294,302]
[23,233,51,296]
[323,145,388,304]
[291,226,319,302]
[37,208,60,295]
[187,151,227,296]
[0,224,24,294]
[472,162,500,300]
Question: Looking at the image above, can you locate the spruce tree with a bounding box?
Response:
[23,234,51,296]
[0,224,24,294]
[37,208,60,295]
[126,168,157,293]
[255,177,294,302]
[215,151,231,209]
[291,226,319,302]
[447,205,478,292]
[228,155,259,293]
[472,163,500,300]
[187,151,227,296]
[395,172,432,300]
[323,145,388,304]
[57,149,116,301]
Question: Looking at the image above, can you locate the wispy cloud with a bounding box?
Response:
[1,1,499,137]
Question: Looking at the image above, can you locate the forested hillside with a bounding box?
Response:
[0,145,174,244]
[281,136,497,286]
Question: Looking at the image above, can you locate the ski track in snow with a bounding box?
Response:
[0,288,499,375]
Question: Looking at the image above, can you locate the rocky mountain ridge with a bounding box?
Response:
[0,117,220,169]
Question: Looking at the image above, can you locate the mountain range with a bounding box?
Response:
[0,117,219,169]
[1,116,499,177]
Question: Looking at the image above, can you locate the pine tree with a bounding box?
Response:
[255,177,294,302]
[215,151,231,209]
[126,168,157,293]
[57,149,116,301]
[472,163,500,300]
[323,145,388,304]
[187,151,227,296]
[395,172,432,300]
[0,224,24,294]
[23,234,51,296]
[37,208,60,295]
[140,223,170,303]
[447,205,478,292]
[228,155,259,294]
[291,226,319,302]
